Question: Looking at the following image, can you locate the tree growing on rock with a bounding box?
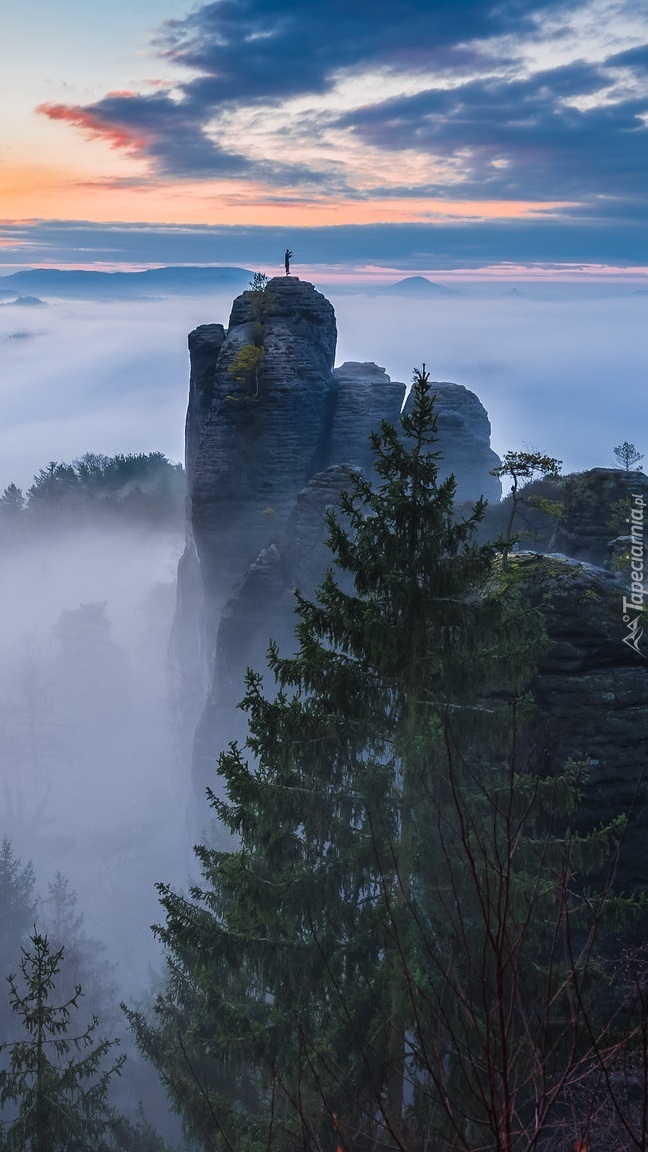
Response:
[227,344,264,397]
[491,449,562,567]
[249,272,269,292]
[613,441,644,471]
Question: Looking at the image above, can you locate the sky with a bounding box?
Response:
[1,0,647,277]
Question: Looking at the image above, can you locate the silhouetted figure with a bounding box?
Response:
[284,249,293,275]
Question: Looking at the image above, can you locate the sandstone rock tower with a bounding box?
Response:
[173,276,501,793]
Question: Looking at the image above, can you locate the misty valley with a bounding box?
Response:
[0,273,647,1150]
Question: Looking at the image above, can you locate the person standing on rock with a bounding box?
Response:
[284,249,293,275]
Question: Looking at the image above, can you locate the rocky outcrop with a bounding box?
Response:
[190,278,337,630]
[185,324,226,489]
[169,323,227,749]
[424,380,501,504]
[326,363,501,504]
[553,468,648,566]
[174,276,504,795]
[514,553,648,890]
[477,467,648,565]
[174,276,648,890]
[193,465,355,786]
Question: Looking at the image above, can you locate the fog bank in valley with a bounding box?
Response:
[2,285,645,497]
[0,294,236,490]
[0,521,186,985]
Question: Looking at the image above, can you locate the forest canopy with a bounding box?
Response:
[0,452,185,536]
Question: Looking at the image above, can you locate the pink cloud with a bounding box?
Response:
[37,103,147,156]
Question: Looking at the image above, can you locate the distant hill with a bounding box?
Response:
[0,265,253,300]
[378,276,464,297]
[6,295,47,306]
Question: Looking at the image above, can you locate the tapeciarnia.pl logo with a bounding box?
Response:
[622,493,645,656]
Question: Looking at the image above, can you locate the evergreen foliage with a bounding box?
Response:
[491,450,562,566]
[0,932,124,1152]
[0,487,25,523]
[0,452,184,542]
[249,272,269,291]
[613,441,644,471]
[129,372,631,1151]
[0,840,36,974]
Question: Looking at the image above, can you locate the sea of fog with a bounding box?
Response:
[1,285,646,491]
[0,281,645,996]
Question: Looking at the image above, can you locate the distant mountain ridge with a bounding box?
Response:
[0,266,252,299]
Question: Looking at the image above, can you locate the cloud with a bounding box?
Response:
[38,93,251,180]
[606,43,648,71]
[155,0,572,98]
[341,54,648,202]
[0,217,646,271]
[34,0,587,183]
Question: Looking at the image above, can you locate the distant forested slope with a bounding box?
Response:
[0,452,185,539]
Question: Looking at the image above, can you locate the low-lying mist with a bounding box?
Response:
[0,521,186,985]
[0,294,236,490]
[2,285,646,492]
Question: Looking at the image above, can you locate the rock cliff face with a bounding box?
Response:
[175,276,502,793]
[514,553,648,890]
[326,362,501,503]
[190,278,337,630]
[192,464,356,785]
[553,468,648,566]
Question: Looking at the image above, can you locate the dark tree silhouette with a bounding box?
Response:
[613,442,644,471]
[0,932,124,1152]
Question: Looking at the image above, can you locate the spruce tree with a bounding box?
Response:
[130,371,625,1152]
[0,932,124,1152]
